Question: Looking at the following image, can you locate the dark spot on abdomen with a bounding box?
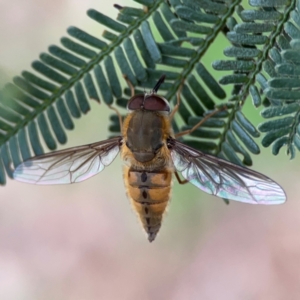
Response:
[142,190,147,199]
[141,172,147,182]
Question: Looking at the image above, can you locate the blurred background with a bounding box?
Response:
[0,0,300,299]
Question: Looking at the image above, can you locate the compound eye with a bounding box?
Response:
[127,94,144,110]
[144,95,170,112]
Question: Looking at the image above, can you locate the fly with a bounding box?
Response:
[13,75,286,242]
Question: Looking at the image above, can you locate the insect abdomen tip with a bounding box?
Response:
[148,233,157,243]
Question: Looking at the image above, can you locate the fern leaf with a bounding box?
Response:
[0,0,298,186]
[211,0,295,164]
[258,0,300,157]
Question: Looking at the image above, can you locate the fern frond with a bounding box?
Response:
[0,0,167,184]
[0,0,298,186]
[258,0,300,157]
[210,0,295,165]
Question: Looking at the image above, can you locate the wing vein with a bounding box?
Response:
[169,138,286,205]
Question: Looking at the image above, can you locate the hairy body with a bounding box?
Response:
[121,110,174,241]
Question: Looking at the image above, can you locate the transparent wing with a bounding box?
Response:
[169,139,286,205]
[13,137,122,185]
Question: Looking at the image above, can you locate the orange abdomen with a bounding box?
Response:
[123,165,172,242]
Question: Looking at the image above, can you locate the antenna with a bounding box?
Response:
[152,74,166,93]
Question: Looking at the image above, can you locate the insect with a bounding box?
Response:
[13,75,286,242]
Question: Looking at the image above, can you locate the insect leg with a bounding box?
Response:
[169,83,183,121]
[123,74,135,97]
[108,105,123,132]
[174,171,188,185]
[175,107,226,138]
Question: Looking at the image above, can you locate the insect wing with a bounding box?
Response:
[170,139,286,204]
[13,137,122,185]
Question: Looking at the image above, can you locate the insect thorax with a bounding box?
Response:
[121,110,173,170]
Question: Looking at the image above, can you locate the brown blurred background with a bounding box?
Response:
[0,1,300,299]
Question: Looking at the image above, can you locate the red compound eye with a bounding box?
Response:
[126,75,170,112]
[144,95,170,112]
[127,94,170,112]
[127,94,144,110]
